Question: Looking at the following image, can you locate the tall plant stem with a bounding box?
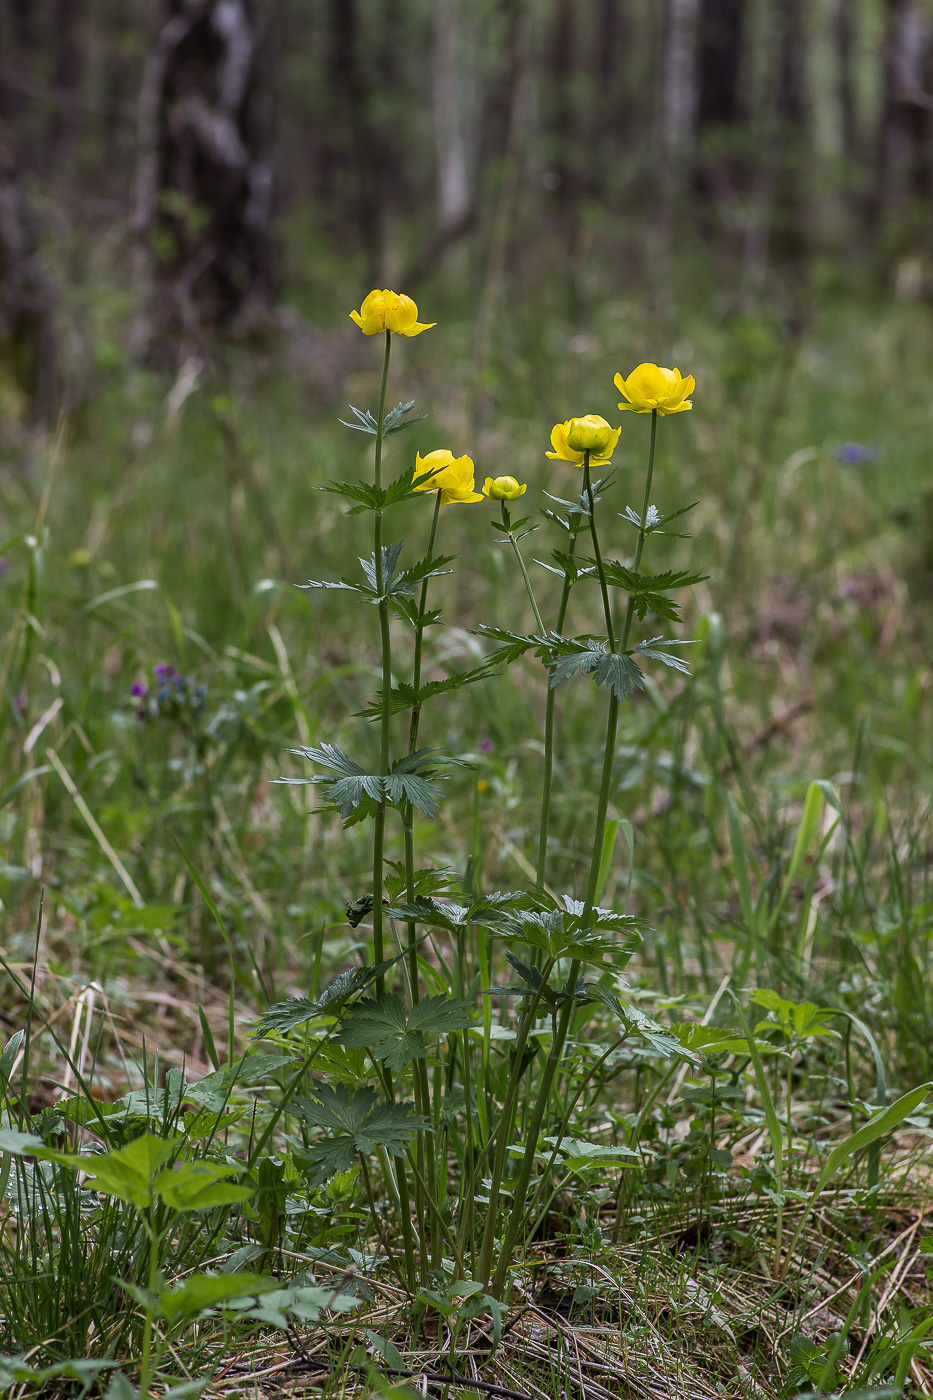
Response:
[403,489,442,1271]
[619,410,657,653]
[502,502,546,634]
[536,535,577,886]
[371,331,393,998]
[491,441,649,1299]
[476,957,557,1285]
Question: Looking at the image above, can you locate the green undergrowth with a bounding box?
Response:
[2,265,933,1396]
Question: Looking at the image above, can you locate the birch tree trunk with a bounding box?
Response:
[433,0,471,234]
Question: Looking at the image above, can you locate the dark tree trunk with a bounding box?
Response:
[0,120,58,424]
[329,0,383,286]
[835,0,857,168]
[134,0,276,357]
[6,0,35,48]
[694,0,745,211]
[47,0,82,169]
[771,0,808,265]
[548,0,578,206]
[697,0,744,128]
[875,0,933,230]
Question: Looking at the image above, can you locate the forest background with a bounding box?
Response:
[4,0,933,1395]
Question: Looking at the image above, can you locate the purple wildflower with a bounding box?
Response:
[479,738,494,754]
[837,442,878,466]
[131,682,149,698]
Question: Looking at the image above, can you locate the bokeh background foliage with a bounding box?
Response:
[3,0,933,1389]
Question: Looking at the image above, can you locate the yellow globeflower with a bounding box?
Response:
[614,363,694,415]
[414,449,483,504]
[349,289,435,337]
[483,475,527,501]
[546,415,620,468]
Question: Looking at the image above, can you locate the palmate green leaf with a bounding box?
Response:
[338,403,379,435]
[254,963,394,1038]
[354,664,495,720]
[288,1083,429,1185]
[588,986,699,1062]
[620,501,698,537]
[486,951,561,1009]
[388,552,456,599]
[542,550,596,585]
[383,398,428,435]
[475,624,553,664]
[632,637,695,675]
[547,641,645,703]
[386,891,521,934]
[337,993,477,1071]
[582,562,709,622]
[277,745,449,820]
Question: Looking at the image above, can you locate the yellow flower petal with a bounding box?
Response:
[349,288,435,337]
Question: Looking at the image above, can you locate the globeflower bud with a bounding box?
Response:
[483,475,527,501]
[546,415,621,468]
[565,415,617,454]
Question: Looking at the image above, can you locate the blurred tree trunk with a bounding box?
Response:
[329,0,382,287]
[46,0,82,170]
[697,0,743,129]
[834,0,857,169]
[659,0,700,237]
[6,0,34,47]
[770,0,808,266]
[133,0,276,359]
[695,0,745,219]
[0,118,58,424]
[875,0,933,242]
[548,0,578,207]
[433,0,471,235]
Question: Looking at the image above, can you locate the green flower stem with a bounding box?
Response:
[372,331,393,998]
[583,452,616,651]
[502,502,546,634]
[491,445,638,1299]
[536,534,577,886]
[476,956,557,1286]
[403,488,443,1273]
[619,409,658,653]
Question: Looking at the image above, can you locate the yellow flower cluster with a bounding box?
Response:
[350,291,696,497]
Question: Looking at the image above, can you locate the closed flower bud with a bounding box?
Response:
[483,475,527,501]
[546,415,621,468]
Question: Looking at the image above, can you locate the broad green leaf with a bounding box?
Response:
[0,1129,47,1155]
[52,1133,178,1209]
[817,1083,933,1190]
[153,1160,253,1211]
[157,1272,280,1325]
[365,1329,406,1371]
